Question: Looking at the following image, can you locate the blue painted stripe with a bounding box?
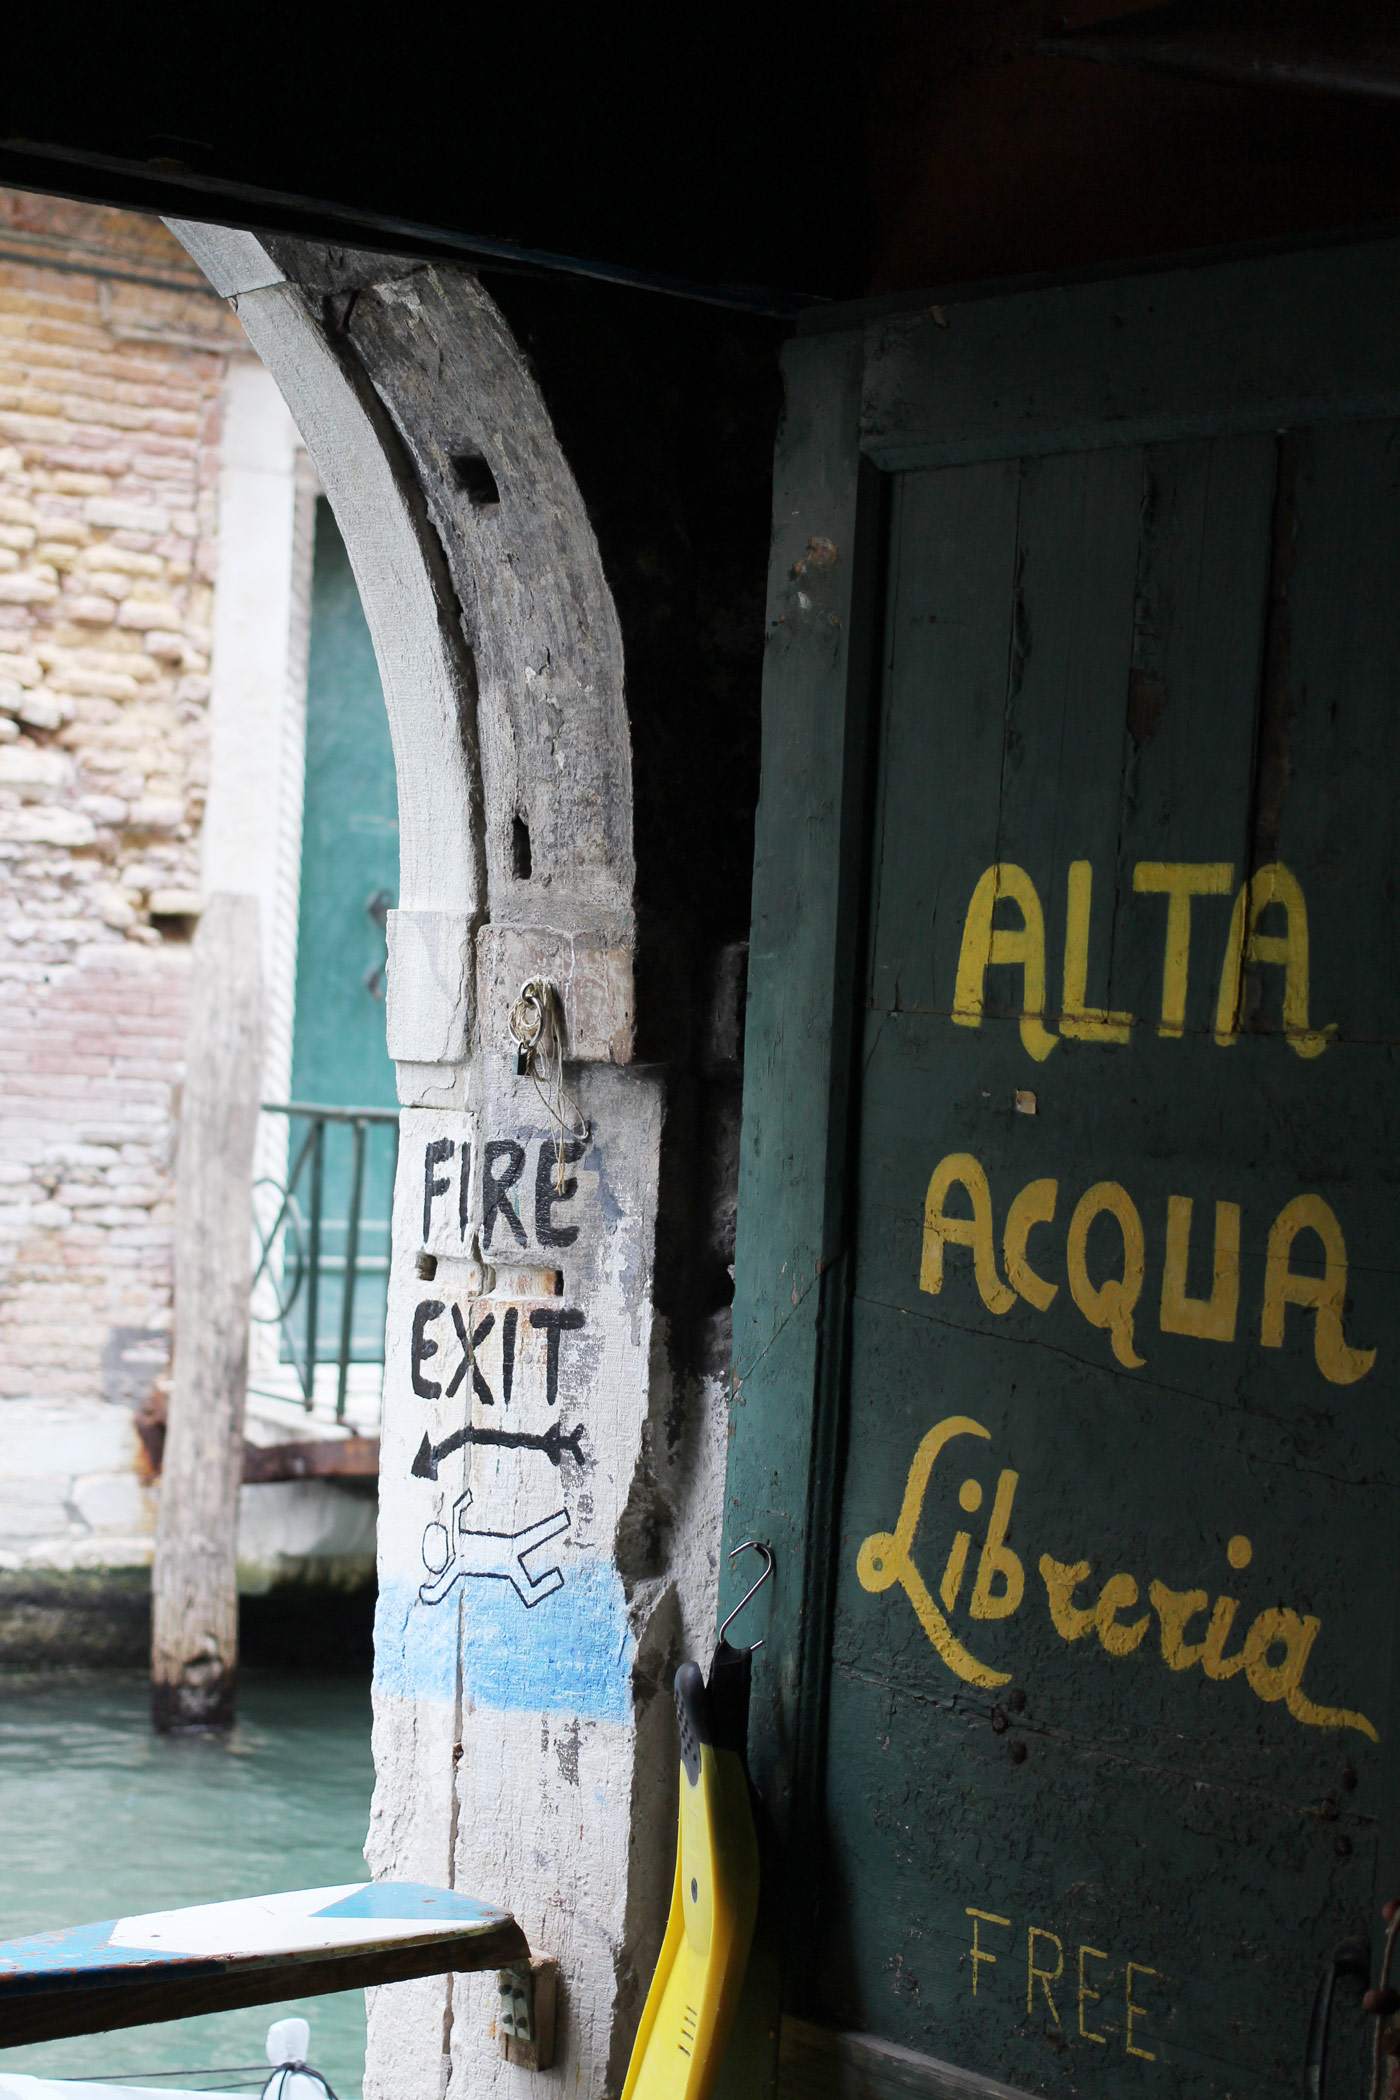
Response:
[0,1921,123,1978]
[373,1575,461,1705]
[462,1557,633,1722]
[314,1882,500,1925]
[0,1920,223,1989]
[373,1556,634,1723]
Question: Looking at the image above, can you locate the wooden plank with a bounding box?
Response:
[1225,415,1400,1907]
[862,236,1400,470]
[150,893,263,1733]
[0,1884,526,2048]
[1105,433,1276,1026]
[866,461,1021,1018]
[990,446,1142,1029]
[240,1435,380,1484]
[723,326,877,1831]
[1246,419,1400,1040]
[719,327,880,2100]
[780,2018,1030,2100]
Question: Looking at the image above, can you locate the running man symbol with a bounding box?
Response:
[419,1488,569,1608]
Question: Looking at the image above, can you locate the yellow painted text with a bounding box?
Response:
[861,1416,1377,1742]
[952,858,1331,1058]
[918,1151,1374,1386]
[963,1904,1161,2063]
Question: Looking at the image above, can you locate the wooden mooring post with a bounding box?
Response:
[151,892,263,1732]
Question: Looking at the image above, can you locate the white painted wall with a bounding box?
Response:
[202,355,307,1220]
[202,356,304,934]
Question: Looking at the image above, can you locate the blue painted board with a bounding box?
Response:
[0,1883,525,2048]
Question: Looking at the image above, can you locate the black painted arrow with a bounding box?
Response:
[412,1419,586,1482]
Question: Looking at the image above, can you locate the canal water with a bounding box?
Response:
[0,1669,373,2096]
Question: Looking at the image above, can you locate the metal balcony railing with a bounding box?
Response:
[250,1101,399,1422]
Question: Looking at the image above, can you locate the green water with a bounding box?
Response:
[0,1670,373,2095]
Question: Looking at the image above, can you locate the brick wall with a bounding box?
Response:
[0,192,246,1574]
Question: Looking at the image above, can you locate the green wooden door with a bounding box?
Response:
[725,242,1400,2100]
[286,498,398,1364]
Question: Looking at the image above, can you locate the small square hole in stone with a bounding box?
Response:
[451,452,500,507]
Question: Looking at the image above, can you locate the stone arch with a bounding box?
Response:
[168,222,665,2100]
[168,221,636,1065]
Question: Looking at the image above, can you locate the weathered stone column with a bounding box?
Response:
[168,224,721,2100]
[374,970,671,2100]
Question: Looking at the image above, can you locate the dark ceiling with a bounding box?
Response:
[5,4,1400,315]
[0,12,867,314]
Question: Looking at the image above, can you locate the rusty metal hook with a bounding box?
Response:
[718,1539,775,1653]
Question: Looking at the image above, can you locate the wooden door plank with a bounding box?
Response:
[1106,433,1276,1030]
[990,447,1142,1038]
[720,328,884,2100]
[1245,420,1400,1040]
[867,461,1022,1019]
[723,324,877,1840]
[861,237,1400,471]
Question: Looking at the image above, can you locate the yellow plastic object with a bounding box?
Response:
[622,1659,760,2100]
